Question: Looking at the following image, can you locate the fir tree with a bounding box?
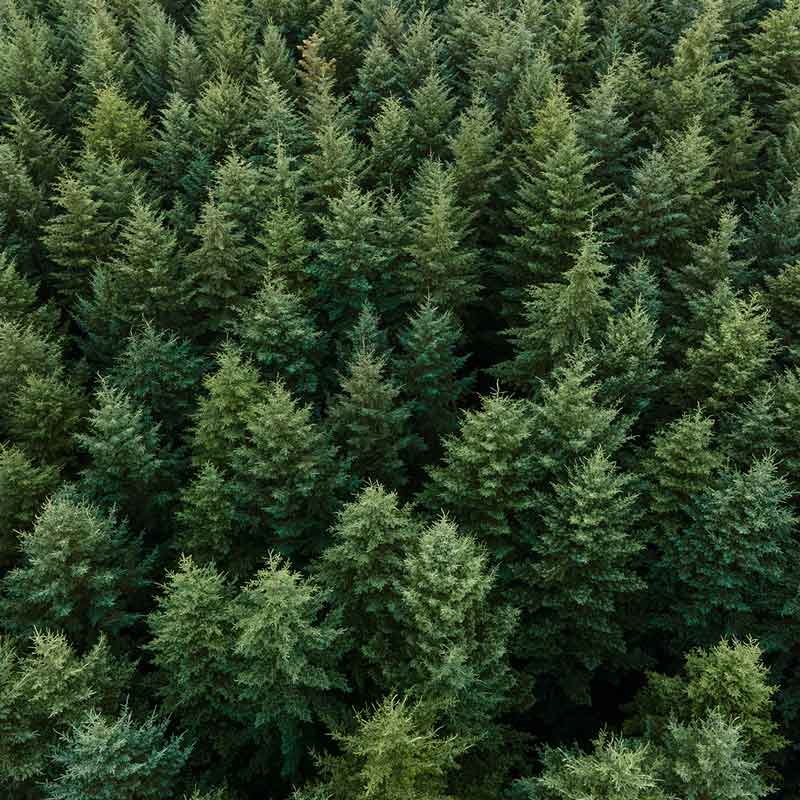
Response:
[396,298,472,457]
[209,152,268,245]
[191,345,265,471]
[405,159,481,314]
[367,96,414,192]
[0,251,58,333]
[168,31,206,103]
[233,553,348,777]
[132,0,176,111]
[0,444,59,571]
[328,348,413,491]
[231,381,347,561]
[44,708,191,800]
[1,491,150,648]
[528,448,643,701]
[75,379,165,531]
[317,483,420,695]
[232,277,321,398]
[194,71,251,161]
[408,70,456,162]
[192,0,253,80]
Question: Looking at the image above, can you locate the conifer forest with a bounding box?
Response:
[7,0,800,796]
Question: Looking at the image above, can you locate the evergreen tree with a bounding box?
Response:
[1,491,150,648]
[183,199,258,340]
[44,708,191,800]
[0,444,59,571]
[232,277,321,398]
[234,553,348,777]
[498,231,612,388]
[304,122,364,211]
[527,448,643,701]
[313,695,467,800]
[396,298,472,457]
[367,96,414,191]
[132,0,176,111]
[400,515,518,735]
[168,31,206,103]
[317,484,420,695]
[75,379,165,531]
[405,159,481,314]
[311,181,380,335]
[192,0,253,80]
[191,345,265,471]
[231,381,347,561]
[146,556,242,771]
[328,348,412,491]
[194,71,251,161]
[408,70,456,161]
[209,152,268,245]
[0,630,131,795]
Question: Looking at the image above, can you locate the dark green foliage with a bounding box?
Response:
[3,0,800,796]
[1,491,150,648]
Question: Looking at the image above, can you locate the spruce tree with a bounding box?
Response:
[168,31,206,103]
[408,70,456,162]
[396,298,472,457]
[317,484,420,695]
[232,277,322,399]
[132,0,176,111]
[328,347,413,491]
[1,491,150,649]
[209,152,268,245]
[75,379,165,531]
[44,708,191,800]
[405,159,481,314]
[367,96,415,192]
[146,556,242,771]
[192,0,253,80]
[0,444,59,571]
[233,553,348,777]
[194,71,251,161]
[231,381,347,561]
[528,448,643,701]
[191,345,265,471]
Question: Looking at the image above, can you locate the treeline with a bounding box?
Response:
[1,0,800,797]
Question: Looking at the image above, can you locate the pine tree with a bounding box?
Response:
[313,695,467,800]
[367,96,414,192]
[0,251,58,333]
[652,457,796,652]
[194,71,251,161]
[191,345,265,471]
[231,381,347,561]
[0,320,61,433]
[258,198,313,302]
[44,708,191,800]
[408,70,456,162]
[168,31,206,103]
[0,6,66,130]
[80,84,154,165]
[75,379,165,531]
[405,159,481,314]
[0,630,131,795]
[304,121,364,211]
[146,556,242,771]
[209,152,268,245]
[232,278,321,398]
[233,553,348,777]
[318,0,363,91]
[0,444,59,571]
[317,483,420,695]
[248,67,308,160]
[528,448,643,702]
[1,491,150,648]
[743,177,800,277]
[396,298,472,457]
[192,0,253,80]
[353,34,403,130]
[498,231,612,388]
[183,199,258,340]
[400,515,518,735]
[254,23,297,95]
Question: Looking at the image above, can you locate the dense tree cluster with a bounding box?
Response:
[1,0,800,797]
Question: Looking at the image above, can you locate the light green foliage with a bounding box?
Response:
[44,707,191,800]
[234,553,347,777]
[80,84,153,164]
[316,695,468,800]
[0,631,131,794]
[191,345,265,471]
[1,491,150,647]
[318,484,419,694]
